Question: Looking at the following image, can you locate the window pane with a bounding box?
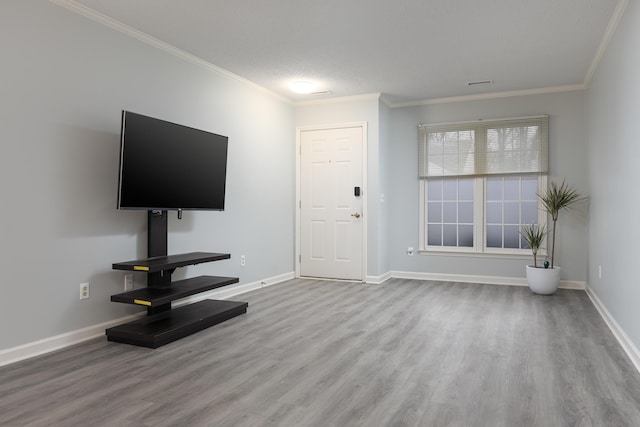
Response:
[428,202,442,222]
[486,178,502,201]
[428,179,442,201]
[425,175,541,253]
[443,180,457,200]
[483,175,541,251]
[458,179,474,200]
[443,202,457,223]
[443,224,457,246]
[522,202,538,225]
[504,202,519,224]
[486,202,502,224]
[522,177,538,200]
[458,202,473,223]
[428,224,442,246]
[459,225,473,247]
[504,226,520,248]
[425,177,476,250]
[504,178,520,200]
[487,225,502,248]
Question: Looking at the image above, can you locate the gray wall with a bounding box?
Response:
[388,91,589,281]
[586,0,640,350]
[0,1,294,350]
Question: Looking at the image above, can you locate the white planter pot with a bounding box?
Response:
[526,265,561,295]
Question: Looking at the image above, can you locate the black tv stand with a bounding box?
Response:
[105,211,247,348]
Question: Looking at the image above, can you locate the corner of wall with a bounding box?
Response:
[586,284,640,374]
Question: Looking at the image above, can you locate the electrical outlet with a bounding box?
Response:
[407,247,414,256]
[80,282,89,300]
[124,273,133,291]
[240,255,246,266]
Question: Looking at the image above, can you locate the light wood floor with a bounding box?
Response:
[2,278,640,426]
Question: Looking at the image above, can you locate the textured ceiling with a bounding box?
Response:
[71,0,620,105]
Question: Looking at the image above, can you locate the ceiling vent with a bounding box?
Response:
[466,80,494,86]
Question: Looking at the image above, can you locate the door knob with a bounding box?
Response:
[351,212,361,218]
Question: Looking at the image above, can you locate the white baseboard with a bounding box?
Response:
[585,284,640,374]
[0,271,294,367]
[389,270,585,290]
[175,272,295,305]
[0,313,146,368]
[365,271,391,284]
[381,272,637,374]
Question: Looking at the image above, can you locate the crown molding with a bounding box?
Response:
[294,92,382,107]
[51,0,627,110]
[50,0,292,105]
[387,84,585,108]
[378,94,395,108]
[583,0,630,87]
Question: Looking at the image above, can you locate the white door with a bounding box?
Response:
[300,126,364,280]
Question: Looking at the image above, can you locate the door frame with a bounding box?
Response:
[295,122,368,281]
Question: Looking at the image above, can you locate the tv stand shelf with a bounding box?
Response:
[112,252,230,272]
[106,246,247,348]
[110,275,239,307]
[106,299,247,349]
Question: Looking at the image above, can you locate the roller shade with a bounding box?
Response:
[419,115,549,178]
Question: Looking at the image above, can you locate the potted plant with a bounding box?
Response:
[522,180,583,295]
[521,223,546,268]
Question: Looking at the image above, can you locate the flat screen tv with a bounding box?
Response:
[117,111,228,211]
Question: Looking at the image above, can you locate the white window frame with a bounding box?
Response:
[418,115,549,257]
[419,175,548,256]
[419,177,481,254]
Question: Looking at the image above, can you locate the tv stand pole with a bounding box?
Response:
[148,210,168,258]
[105,210,248,348]
[147,210,171,314]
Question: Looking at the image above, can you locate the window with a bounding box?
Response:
[419,116,549,254]
[426,177,474,248]
[486,176,539,250]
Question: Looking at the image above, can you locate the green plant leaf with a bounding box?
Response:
[537,179,585,268]
[520,223,546,267]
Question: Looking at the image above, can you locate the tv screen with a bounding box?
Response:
[117,111,228,211]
